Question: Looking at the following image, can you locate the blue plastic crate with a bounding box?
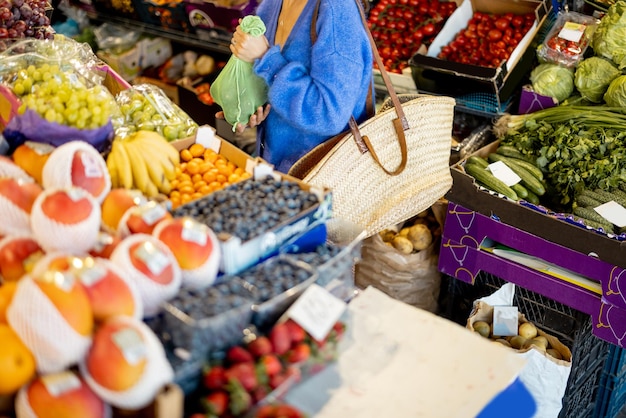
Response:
[597,345,626,418]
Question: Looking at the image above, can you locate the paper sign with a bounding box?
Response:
[492,306,519,336]
[287,283,347,342]
[488,161,521,187]
[196,125,218,149]
[594,201,626,227]
[558,22,586,43]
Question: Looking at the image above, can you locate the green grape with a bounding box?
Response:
[65,110,78,123]
[75,119,86,129]
[32,70,42,82]
[44,108,56,122]
[13,81,25,96]
[26,65,36,76]
[22,78,33,94]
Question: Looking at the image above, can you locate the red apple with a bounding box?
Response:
[0,235,44,282]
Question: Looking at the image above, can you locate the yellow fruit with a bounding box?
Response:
[0,324,36,395]
[188,143,205,158]
[0,282,17,324]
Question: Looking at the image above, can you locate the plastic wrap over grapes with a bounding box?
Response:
[161,278,258,360]
[171,176,320,242]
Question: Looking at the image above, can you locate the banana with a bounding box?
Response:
[106,149,120,188]
[134,131,181,166]
[122,139,151,195]
[132,136,178,182]
[111,139,134,190]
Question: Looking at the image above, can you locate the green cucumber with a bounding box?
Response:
[580,189,611,204]
[575,194,603,209]
[467,155,489,169]
[594,188,626,208]
[496,145,536,164]
[511,183,529,199]
[487,153,546,196]
[524,190,540,205]
[464,163,518,201]
[573,206,614,230]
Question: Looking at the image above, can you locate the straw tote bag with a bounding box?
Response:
[288,0,455,237]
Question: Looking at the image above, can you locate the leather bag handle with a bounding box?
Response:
[311,0,409,175]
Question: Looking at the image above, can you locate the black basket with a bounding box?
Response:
[439,272,624,418]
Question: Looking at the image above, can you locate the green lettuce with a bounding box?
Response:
[575,57,621,103]
[592,0,626,69]
[530,63,575,102]
[604,75,626,106]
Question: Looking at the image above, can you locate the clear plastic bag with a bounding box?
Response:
[210,15,268,131]
[115,83,198,141]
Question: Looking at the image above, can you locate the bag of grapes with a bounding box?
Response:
[0,37,120,152]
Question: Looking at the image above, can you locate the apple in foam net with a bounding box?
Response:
[0,177,43,235]
[84,316,148,392]
[154,216,216,270]
[39,188,94,225]
[17,371,110,418]
[71,149,108,199]
[121,200,172,236]
[100,188,146,232]
[0,235,44,282]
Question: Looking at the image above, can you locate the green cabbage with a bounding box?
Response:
[530,63,575,102]
[574,57,621,103]
[592,0,626,69]
[604,75,626,106]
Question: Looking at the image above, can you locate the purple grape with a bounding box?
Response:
[18,4,30,20]
[12,0,24,8]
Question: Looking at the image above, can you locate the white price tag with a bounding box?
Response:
[181,220,208,246]
[134,241,169,276]
[488,161,521,187]
[42,371,81,397]
[594,201,626,228]
[112,327,147,365]
[81,152,103,178]
[141,202,167,226]
[78,264,107,287]
[286,284,346,342]
[492,306,519,337]
[196,125,219,150]
[558,22,585,43]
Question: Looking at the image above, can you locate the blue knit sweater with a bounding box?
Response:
[252,0,374,173]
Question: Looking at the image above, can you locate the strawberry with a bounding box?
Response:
[225,362,258,392]
[284,319,306,345]
[227,345,254,364]
[201,391,229,416]
[252,384,269,403]
[268,371,289,390]
[247,336,273,358]
[255,404,277,418]
[203,365,227,390]
[332,321,346,340]
[285,342,311,364]
[259,353,283,377]
[269,322,291,355]
[274,404,305,418]
[226,379,253,416]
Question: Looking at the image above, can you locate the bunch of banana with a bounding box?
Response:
[106,130,180,198]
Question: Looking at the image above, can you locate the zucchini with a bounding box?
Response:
[466,155,489,169]
[487,153,546,196]
[573,206,614,229]
[524,190,540,205]
[464,163,518,201]
[511,183,529,199]
[496,145,536,163]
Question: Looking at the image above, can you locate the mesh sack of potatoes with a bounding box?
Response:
[110,233,182,318]
[6,274,93,375]
[354,201,446,313]
[30,186,101,254]
[78,315,174,411]
[42,140,112,204]
[467,284,572,418]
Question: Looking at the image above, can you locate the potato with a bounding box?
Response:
[518,322,538,340]
[473,321,491,338]
[406,224,433,251]
[379,229,397,243]
[509,335,527,349]
[530,335,548,349]
[495,338,512,348]
[522,339,547,352]
[546,348,563,360]
[392,236,414,254]
[399,227,410,237]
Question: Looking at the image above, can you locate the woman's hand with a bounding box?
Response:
[230,25,269,63]
[215,105,271,134]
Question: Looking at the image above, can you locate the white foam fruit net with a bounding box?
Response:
[6,275,92,375]
[78,316,174,410]
[110,233,182,318]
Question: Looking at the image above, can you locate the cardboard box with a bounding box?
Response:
[439,201,626,348]
[446,140,626,271]
[185,0,259,34]
[409,0,550,114]
[97,46,143,82]
[373,67,418,95]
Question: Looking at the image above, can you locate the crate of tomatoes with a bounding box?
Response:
[409,0,550,114]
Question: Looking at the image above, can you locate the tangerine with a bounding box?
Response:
[0,323,36,395]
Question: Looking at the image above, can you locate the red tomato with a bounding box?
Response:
[487,29,502,41]
[422,23,436,36]
[494,18,509,31]
[511,15,524,28]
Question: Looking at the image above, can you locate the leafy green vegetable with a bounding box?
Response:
[495,105,626,208]
[574,57,621,103]
[604,75,626,106]
[530,63,575,102]
[592,0,626,69]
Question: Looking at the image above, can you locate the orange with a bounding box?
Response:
[188,143,205,158]
[180,149,193,162]
[0,282,17,324]
[204,150,218,163]
[193,180,207,191]
[0,323,36,395]
[186,161,200,175]
[203,171,217,184]
[11,142,53,185]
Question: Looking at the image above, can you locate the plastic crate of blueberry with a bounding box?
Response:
[161,278,258,360]
[170,175,331,275]
[235,255,318,331]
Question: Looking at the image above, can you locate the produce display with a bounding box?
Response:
[367,0,458,73]
[0,0,53,45]
[437,10,536,67]
[169,141,252,209]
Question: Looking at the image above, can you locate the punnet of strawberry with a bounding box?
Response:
[188,318,347,417]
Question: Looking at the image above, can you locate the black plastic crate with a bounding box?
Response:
[439,272,621,418]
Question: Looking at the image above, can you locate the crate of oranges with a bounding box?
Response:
[168,127,260,209]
